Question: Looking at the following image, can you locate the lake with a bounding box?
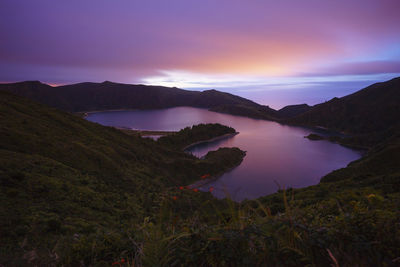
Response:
[86,107,363,201]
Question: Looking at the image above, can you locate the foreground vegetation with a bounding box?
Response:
[1,90,399,266]
[0,91,244,266]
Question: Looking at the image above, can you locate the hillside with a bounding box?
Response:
[287,77,400,136]
[2,78,398,131]
[1,80,400,266]
[210,104,277,120]
[0,91,245,265]
[276,103,311,118]
[0,81,277,120]
[253,132,400,266]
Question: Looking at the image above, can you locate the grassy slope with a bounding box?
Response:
[287,77,400,135]
[1,87,399,266]
[0,91,245,265]
[147,133,399,266]
[121,135,399,266]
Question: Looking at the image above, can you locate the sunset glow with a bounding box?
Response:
[1,0,399,107]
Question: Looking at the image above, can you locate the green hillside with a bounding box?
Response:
[287,77,400,136]
[0,91,245,266]
[1,89,399,266]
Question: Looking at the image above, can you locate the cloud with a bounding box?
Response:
[141,70,400,92]
[0,0,399,84]
[302,61,400,77]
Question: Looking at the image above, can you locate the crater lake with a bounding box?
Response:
[86,107,363,201]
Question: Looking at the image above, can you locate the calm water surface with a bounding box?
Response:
[87,107,363,201]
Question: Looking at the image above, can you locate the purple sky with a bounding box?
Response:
[1,0,399,108]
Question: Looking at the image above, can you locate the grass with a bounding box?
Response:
[0,91,245,266]
[1,90,399,266]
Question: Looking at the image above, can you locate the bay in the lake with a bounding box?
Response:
[86,107,363,201]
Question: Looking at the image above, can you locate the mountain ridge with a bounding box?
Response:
[285,77,400,145]
[1,77,399,140]
[0,80,277,118]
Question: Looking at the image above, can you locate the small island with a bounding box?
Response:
[157,123,237,150]
[304,133,325,140]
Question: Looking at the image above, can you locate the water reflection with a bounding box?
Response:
[87,107,363,201]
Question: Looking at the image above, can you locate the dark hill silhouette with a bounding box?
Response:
[0,81,277,119]
[1,77,399,135]
[287,77,400,134]
[276,103,311,118]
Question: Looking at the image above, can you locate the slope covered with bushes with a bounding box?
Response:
[157,123,236,150]
[1,90,399,266]
[287,77,400,135]
[0,91,245,265]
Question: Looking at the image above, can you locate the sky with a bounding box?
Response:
[1,0,399,108]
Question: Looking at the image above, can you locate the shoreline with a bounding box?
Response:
[79,108,352,139]
[113,127,176,136]
[188,164,239,190]
[81,106,365,156]
[76,106,210,118]
[304,134,369,152]
[183,132,239,151]
[76,109,137,119]
[183,132,242,191]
